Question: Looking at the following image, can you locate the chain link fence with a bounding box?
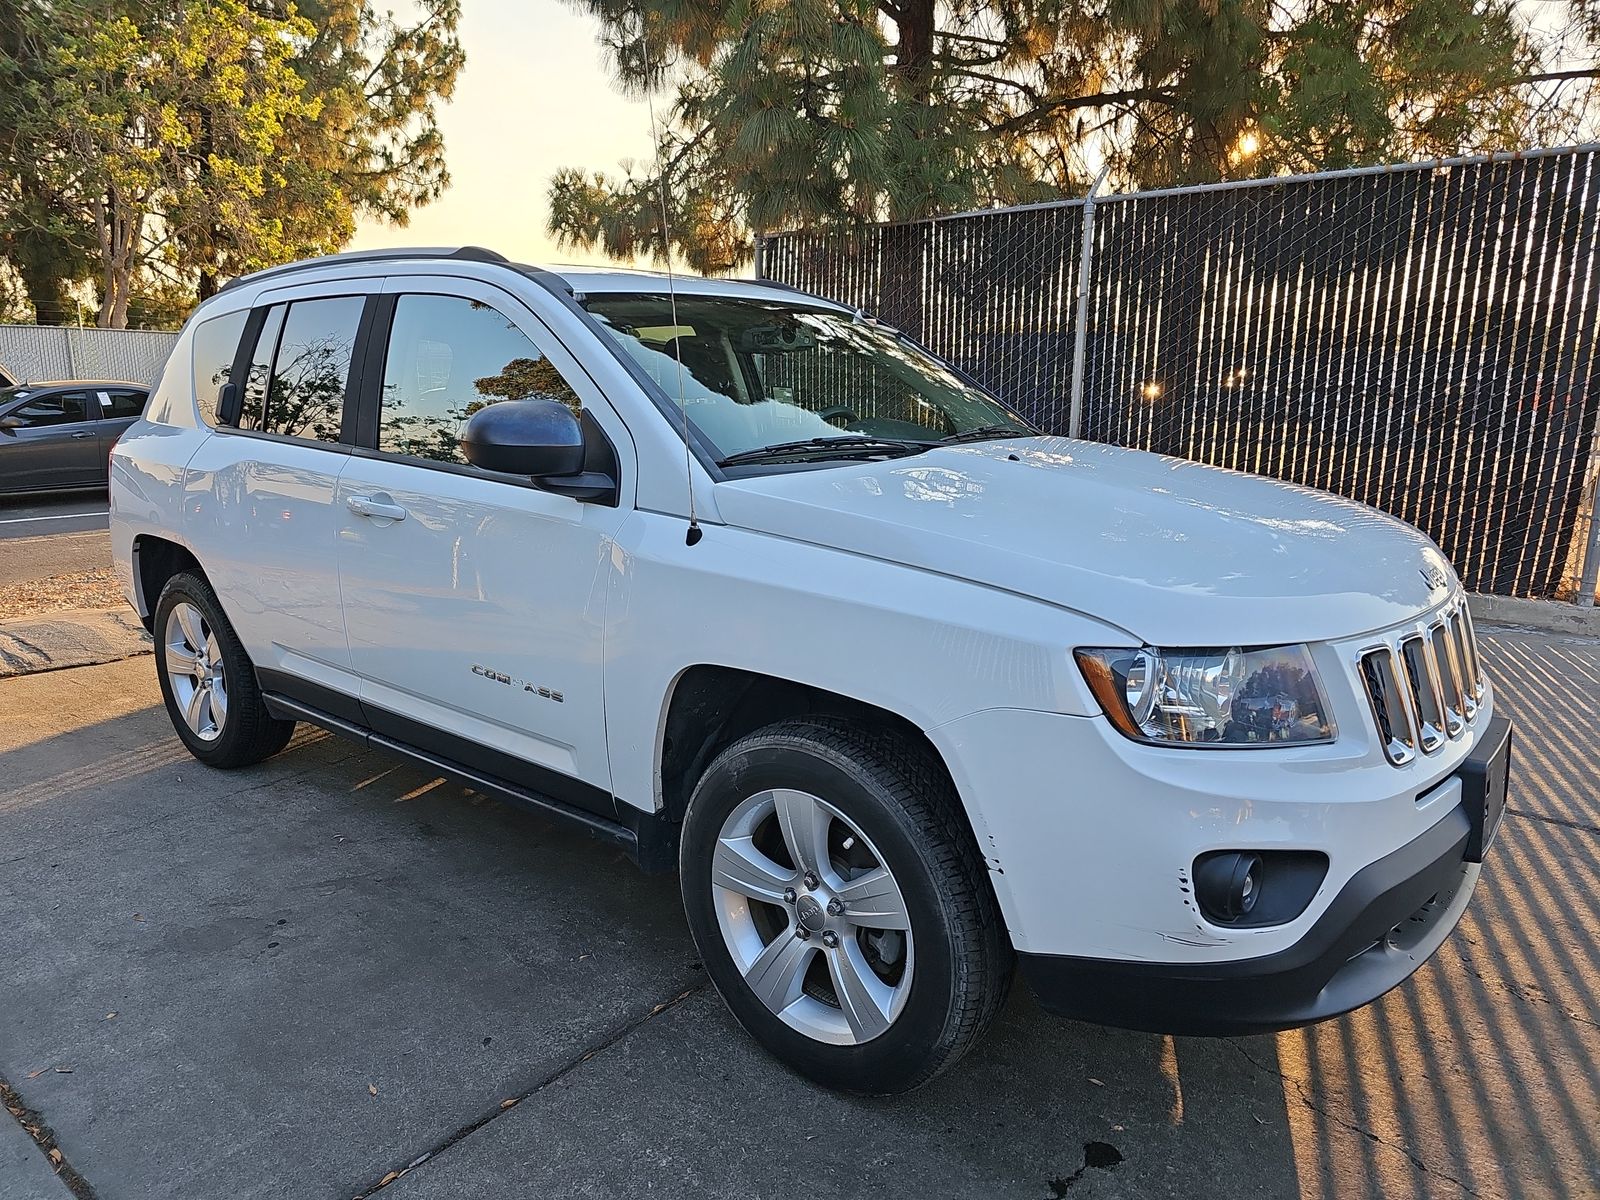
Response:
[760,146,1600,603]
[0,325,179,389]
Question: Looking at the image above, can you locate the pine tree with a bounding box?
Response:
[548,0,1599,272]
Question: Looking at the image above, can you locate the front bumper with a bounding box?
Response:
[1017,799,1480,1035]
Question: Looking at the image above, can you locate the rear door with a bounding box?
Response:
[182,282,379,714]
[0,388,103,491]
[92,388,149,465]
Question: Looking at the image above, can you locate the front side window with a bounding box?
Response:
[582,294,1031,466]
[5,391,89,427]
[248,297,364,443]
[191,309,249,426]
[377,294,583,466]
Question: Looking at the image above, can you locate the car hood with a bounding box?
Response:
[713,437,1455,646]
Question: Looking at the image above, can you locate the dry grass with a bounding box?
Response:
[0,567,124,621]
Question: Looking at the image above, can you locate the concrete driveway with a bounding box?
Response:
[1,631,1596,1200]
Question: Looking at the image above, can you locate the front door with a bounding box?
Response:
[0,389,102,491]
[335,277,633,804]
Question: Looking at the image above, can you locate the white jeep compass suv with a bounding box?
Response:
[110,247,1511,1094]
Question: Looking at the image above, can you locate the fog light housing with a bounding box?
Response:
[1191,849,1330,928]
[1194,851,1261,923]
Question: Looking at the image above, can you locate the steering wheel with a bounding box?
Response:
[817,404,858,427]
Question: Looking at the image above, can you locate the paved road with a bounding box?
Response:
[0,493,110,540]
[0,495,111,587]
[0,632,1595,1200]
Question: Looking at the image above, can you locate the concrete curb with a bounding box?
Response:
[0,606,151,678]
[1469,593,1600,639]
[0,1103,75,1200]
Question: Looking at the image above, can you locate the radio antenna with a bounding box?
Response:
[640,16,702,546]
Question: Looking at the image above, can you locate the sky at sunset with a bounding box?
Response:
[349,0,656,267]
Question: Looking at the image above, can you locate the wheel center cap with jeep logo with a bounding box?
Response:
[795,893,826,932]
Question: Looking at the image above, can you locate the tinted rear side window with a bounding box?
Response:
[238,305,286,432]
[253,297,364,443]
[191,309,250,426]
[99,389,147,419]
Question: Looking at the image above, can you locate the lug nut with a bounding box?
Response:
[821,931,839,949]
[795,926,812,941]
[826,898,844,916]
[803,871,820,890]
[783,887,797,904]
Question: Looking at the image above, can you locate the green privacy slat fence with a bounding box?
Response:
[759,147,1600,601]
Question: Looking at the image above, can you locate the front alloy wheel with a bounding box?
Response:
[681,717,1011,1094]
[713,788,914,1045]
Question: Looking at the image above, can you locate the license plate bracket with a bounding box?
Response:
[1458,713,1512,863]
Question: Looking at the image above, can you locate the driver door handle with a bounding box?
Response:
[71,431,91,439]
[346,493,408,521]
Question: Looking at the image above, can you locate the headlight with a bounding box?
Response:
[1075,644,1336,747]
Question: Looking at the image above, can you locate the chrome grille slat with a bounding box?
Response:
[1399,635,1446,754]
[1359,600,1484,767]
[1448,609,1482,715]
[1430,623,1467,738]
[1459,606,1486,700]
[1360,646,1417,765]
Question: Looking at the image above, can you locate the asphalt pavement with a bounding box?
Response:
[0,494,110,540]
[0,631,1596,1200]
[0,494,110,588]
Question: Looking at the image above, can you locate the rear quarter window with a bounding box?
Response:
[191,309,250,426]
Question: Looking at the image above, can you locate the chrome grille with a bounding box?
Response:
[1359,600,1485,765]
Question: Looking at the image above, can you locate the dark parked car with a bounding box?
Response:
[0,380,150,494]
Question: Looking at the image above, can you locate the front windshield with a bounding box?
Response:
[581,294,1032,464]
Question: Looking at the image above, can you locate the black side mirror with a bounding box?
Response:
[217,381,241,425]
[461,399,616,502]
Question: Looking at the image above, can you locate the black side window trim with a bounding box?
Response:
[352,294,396,450]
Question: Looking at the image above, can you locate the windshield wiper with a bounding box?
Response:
[941,424,1031,444]
[716,435,933,468]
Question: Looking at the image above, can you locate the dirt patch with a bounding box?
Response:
[0,566,123,620]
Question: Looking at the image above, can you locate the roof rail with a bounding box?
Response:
[218,245,511,293]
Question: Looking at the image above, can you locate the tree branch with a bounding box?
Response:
[985,87,1185,137]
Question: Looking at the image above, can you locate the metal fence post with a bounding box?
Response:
[1578,466,1600,607]
[1067,166,1110,440]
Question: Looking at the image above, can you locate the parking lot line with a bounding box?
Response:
[0,511,110,525]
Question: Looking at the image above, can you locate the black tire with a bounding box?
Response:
[680,717,1011,1094]
[152,571,295,769]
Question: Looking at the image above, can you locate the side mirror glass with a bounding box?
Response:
[461,398,585,478]
[0,414,22,433]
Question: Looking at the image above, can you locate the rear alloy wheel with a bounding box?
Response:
[681,717,1011,1094]
[153,571,295,768]
[164,601,228,742]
